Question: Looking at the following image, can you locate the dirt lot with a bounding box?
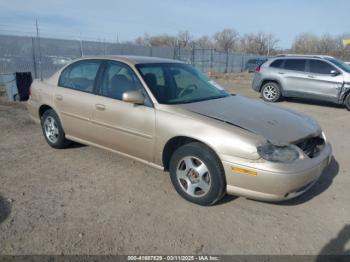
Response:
[0,74,349,255]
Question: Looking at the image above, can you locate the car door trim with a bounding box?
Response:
[60,111,90,122]
[65,134,162,169]
[90,119,153,140]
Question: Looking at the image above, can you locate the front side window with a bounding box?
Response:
[325,57,350,73]
[309,60,336,74]
[99,62,143,100]
[284,59,306,71]
[136,63,229,104]
[59,61,100,92]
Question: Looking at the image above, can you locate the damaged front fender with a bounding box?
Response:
[339,82,350,103]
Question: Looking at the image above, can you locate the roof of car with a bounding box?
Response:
[274,54,334,59]
[74,55,182,65]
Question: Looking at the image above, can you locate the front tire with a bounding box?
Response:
[345,94,350,111]
[41,109,70,149]
[169,142,226,206]
[261,82,282,102]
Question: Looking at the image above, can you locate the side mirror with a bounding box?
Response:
[330,70,340,76]
[122,90,145,105]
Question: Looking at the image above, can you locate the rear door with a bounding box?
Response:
[54,60,102,141]
[303,59,344,102]
[90,61,156,162]
[281,58,308,96]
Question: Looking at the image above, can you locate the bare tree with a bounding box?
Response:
[194,35,214,49]
[177,31,193,48]
[291,33,320,54]
[148,34,178,47]
[291,32,350,60]
[213,28,239,72]
[135,33,150,46]
[239,32,279,55]
[317,34,338,54]
[213,28,239,52]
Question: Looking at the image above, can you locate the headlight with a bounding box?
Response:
[257,143,300,163]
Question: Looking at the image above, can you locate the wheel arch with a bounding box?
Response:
[39,104,54,119]
[342,88,350,104]
[162,136,222,172]
[260,79,283,93]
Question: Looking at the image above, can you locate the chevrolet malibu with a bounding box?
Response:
[27,56,332,205]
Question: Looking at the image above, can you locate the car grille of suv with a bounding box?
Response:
[295,136,325,158]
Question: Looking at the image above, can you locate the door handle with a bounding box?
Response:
[308,75,315,78]
[95,104,106,110]
[55,94,63,101]
[278,72,285,75]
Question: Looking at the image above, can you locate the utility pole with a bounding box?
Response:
[79,33,84,57]
[267,34,270,57]
[31,37,38,79]
[35,19,43,80]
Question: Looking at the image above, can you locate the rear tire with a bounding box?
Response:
[261,82,282,102]
[41,109,70,149]
[345,94,350,111]
[169,142,226,206]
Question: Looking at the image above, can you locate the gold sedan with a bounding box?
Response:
[27,56,332,205]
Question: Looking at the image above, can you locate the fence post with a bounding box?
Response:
[191,44,195,65]
[79,39,84,57]
[225,51,229,73]
[35,20,43,80]
[31,37,38,79]
[210,49,213,73]
[241,53,245,72]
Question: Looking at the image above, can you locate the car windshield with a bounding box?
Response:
[325,57,350,73]
[136,63,230,104]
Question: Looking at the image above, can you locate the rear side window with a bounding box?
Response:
[309,60,336,74]
[270,59,283,68]
[284,59,306,71]
[59,61,101,92]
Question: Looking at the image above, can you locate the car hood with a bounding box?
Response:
[178,95,321,146]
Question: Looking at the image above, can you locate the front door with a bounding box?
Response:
[303,59,344,102]
[90,61,156,162]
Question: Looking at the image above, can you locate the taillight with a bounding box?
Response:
[255,65,261,72]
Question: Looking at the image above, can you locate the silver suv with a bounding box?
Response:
[252,55,350,110]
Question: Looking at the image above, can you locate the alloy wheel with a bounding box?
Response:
[44,116,59,144]
[263,85,278,101]
[176,156,211,197]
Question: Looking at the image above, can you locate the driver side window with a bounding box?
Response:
[309,60,337,75]
[99,62,143,100]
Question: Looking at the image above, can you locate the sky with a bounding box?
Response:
[0,0,349,48]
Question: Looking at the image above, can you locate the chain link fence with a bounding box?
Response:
[0,34,266,79]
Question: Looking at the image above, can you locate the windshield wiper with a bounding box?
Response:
[176,95,229,104]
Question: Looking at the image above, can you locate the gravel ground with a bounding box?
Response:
[0,74,349,255]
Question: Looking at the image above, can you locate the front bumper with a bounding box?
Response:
[222,143,332,202]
